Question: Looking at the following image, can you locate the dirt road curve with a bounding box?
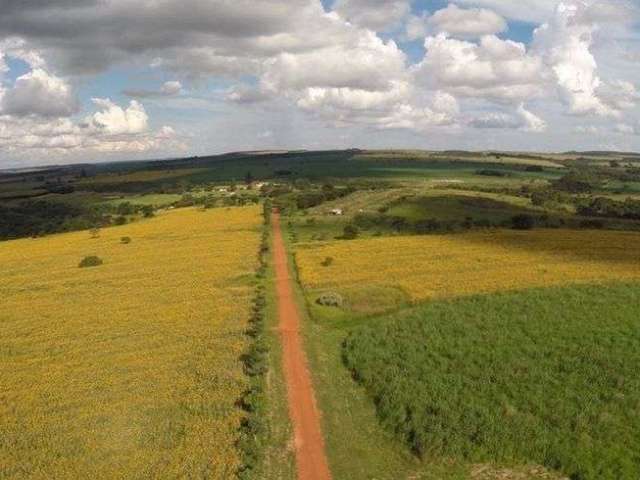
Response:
[271,211,332,480]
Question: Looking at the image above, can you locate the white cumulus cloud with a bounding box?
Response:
[428,5,507,39]
[262,30,406,93]
[1,68,78,117]
[468,104,546,132]
[517,104,547,132]
[333,0,411,30]
[452,0,559,23]
[414,34,546,103]
[88,98,149,135]
[123,80,183,99]
[533,0,614,116]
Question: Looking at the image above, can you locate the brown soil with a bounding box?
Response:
[271,211,332,480]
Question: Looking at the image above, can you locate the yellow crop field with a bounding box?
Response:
[0,206,261,479]
[297,229,640,310]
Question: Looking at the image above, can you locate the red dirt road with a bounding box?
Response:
[271,211,332,480]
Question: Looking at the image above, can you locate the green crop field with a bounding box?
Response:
[343,283,640,480]
[385,194,543,224]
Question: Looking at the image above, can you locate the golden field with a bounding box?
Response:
[297,229,640,310]
[0,206,261,479]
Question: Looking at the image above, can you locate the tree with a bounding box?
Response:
[321,257,334,267]
[245,171,254,186]
[342,224,359,240]
[554,171,601,193]
[116,202,134,215]
[531,189,557,207]
[141,205,155,218]
[79,256,103,268]
[511,214,535,230]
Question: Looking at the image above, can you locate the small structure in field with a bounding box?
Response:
[330,208,343,216]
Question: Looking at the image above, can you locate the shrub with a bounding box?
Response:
[120,236,132,244]
[511,214,535,230]
[579,219,605,229]
[414,219,442,234]
[141,205,155,218]
[114,216,127,226]
[342,224,359,240]
[321,257,334,267]
[577,197,640,220]
[316,292,344,308]
[531,189,555,207]
[473,218,493,228]
[79,256,103,268]
[554,171,602,193]
[116,202,134,215]
[475,169,509,177]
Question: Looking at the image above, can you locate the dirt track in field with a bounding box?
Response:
[271,211,332,480]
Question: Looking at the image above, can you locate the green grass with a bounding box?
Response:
[291,189,564,244]
[342,283,640,480]
[369,166,559,185]
[0,181,47,200]
[102,193,183,207]
[385,194,544,224]
[601,180,640,194]
[354,150,566,169]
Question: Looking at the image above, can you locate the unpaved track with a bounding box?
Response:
[271,211,332,480]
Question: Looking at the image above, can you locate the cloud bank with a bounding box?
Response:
[0,0,638,163]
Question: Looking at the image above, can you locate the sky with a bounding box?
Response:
[0,0,639,167]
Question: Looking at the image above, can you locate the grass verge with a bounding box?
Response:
[240,202,296,479]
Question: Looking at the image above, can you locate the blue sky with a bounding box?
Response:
[0,0,639,167]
